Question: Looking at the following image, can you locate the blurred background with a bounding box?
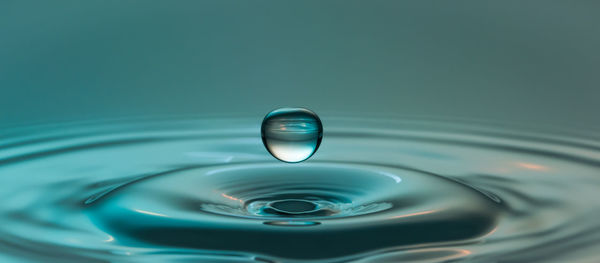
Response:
[1,1,599,129]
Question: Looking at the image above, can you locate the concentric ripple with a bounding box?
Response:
[0,116,599,262]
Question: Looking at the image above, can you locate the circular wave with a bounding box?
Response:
[0,117,598,262]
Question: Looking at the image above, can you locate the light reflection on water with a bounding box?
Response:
[0,116,599,262]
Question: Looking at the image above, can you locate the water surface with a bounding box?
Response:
[0,116,599,262]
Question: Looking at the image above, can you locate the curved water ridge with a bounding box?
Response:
[0,117,599,262]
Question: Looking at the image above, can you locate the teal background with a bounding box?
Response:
[1,1,599,128]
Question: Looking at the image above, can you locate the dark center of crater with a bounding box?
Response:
[268,199,318,214]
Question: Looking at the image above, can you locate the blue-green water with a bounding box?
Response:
[0,116,599,262]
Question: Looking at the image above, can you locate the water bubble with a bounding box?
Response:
[261,108,323,163]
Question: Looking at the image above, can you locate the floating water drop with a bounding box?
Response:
[261,108,323,163]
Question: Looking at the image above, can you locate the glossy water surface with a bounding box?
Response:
[0,116,599,262]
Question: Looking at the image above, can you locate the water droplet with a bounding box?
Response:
[261,108,323,163]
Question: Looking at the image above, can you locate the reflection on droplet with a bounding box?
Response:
[261,108,323,163]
